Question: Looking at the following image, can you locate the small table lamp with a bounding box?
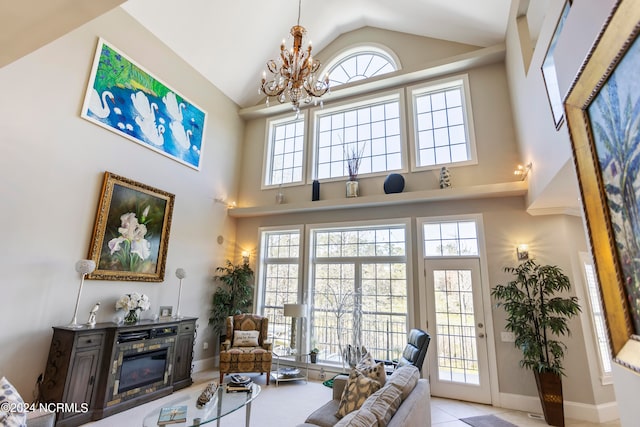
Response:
[283,303,307,351]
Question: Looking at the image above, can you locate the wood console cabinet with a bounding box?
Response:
[41,317,196,426]
[173,321,196,390]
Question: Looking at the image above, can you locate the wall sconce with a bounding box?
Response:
[213,197,236,209]
[517,244,529,261]
[514,162,532,181]
[241,251,250,264]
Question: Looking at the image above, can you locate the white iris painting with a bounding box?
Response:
[81,38,206,170]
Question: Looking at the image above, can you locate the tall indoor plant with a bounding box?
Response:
[491,259,581,427]
[208,260,254,338]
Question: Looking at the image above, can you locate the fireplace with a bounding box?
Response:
[105,326,177,407]
[118,348,168,393]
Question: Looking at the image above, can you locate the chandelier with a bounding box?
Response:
[260,0,330,112]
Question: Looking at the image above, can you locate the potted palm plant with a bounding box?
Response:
[208,260,254,339]
[491,259,581,427]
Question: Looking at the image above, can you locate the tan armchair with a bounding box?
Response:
[219,314,273,385]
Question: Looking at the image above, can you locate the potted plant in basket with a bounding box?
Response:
[345,144,365,198]
[208,260,254,340]
[491,259,581,427]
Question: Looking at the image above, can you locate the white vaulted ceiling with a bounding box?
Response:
[0,0,512,108]
[121,0,512,108]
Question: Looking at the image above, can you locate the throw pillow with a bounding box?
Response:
[0,377,26,427]
[356,348,374,368]
[357,361,387,386]
[336,369,382,419]
[233,330,259,347]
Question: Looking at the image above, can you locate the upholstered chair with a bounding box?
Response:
[218,314,273,385]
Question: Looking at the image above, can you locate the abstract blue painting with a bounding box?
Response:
[81,38,207,170]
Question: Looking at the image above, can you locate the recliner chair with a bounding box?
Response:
[379,328,431,374]
[397,328,430,371]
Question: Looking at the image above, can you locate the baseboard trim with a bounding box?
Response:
[498,392,618,423]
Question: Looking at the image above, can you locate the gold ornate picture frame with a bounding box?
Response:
[565,0,640,371]
[87,172,175,282]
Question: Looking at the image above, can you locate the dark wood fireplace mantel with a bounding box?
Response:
[41,317,196,427]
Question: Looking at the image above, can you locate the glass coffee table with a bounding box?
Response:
[142,382,260,427]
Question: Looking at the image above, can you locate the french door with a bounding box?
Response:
[424,258,491,404]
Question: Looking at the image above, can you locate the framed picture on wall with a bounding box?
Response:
[81,38,207,170]
[541,0,571,130]
[87,172,175,282]
[565,0,640,372]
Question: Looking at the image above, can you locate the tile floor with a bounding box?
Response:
[431,396,621,427]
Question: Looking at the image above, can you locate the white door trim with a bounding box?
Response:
[416,214,499,405]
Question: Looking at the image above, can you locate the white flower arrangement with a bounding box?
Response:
[115,292,151,312]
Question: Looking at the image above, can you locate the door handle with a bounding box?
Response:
[478,333,485,338]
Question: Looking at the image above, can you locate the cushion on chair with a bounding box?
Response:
[0,377,26,427]
[336,369,382,419]
[233,330,260,346]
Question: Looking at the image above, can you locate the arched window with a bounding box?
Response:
[324,46,399,88]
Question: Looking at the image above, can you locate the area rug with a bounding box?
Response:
[460,414,518,427]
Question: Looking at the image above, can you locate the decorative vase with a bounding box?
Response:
[124,309,139,324]
[534,371,565,427]
[384,173,405,194]
[346,180,359,198]
[312,180,320,201]
[310,353,318,364]
[439,166,452,188]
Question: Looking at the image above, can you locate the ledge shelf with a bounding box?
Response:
[227,181,527,218]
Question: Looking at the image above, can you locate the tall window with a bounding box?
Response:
[325,47,399,88]
[579,252,612,380]
[410,76,476,169]
[314,94,403,180]
[264,116,305,187]
[259,228,302,349]
[310,223,408,363]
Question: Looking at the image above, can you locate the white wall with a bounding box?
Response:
[0,8,243,396]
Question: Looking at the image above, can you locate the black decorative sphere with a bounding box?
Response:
[384,173,405,194]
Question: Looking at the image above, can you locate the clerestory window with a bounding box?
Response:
[324,46,399,88]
